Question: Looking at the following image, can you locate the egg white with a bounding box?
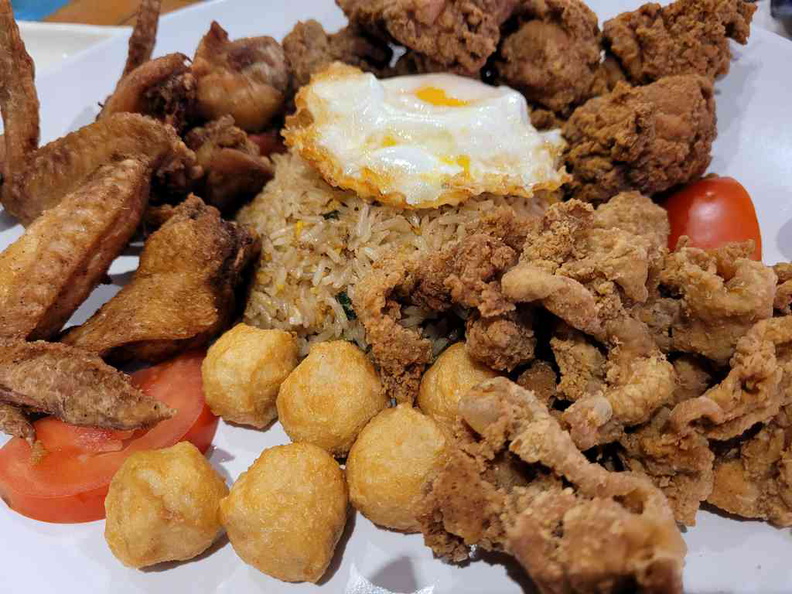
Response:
[284,63,569,209]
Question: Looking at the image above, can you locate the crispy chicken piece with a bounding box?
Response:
[184,116,273,213]
[0,400,34,443]
[3,113,197,225]
[515,360,558,407]
[419,378,686,593]
[495,0,604,115]
[122,0,162,77]
[282,20,393,88]
[671,316,792,441]
[193,22,290,132]
[671,355,714,405]
[620,408,714,526]
[773,263,792,315]
[708,404,792,526]
[592,191,670,252]
[338,0,518,74]
[0,160,151,340]
[656,242,776,364]
[0,0,40,201]
[465,309,535,372]
[564,75,716,203]
[551,326,605,402]
[603,0,756,85]
[101,53,196,131]
[63,196,259,363]
[0,340,173,434]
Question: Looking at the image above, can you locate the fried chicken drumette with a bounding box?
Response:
[418,378,686,593]
[603,0,756,85]
[563,75,717,203]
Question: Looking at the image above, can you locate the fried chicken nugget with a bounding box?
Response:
[105,442,228,568]
[221,442,348,583]
[347,405,447,532]
[202,324,298,428]
[564,75,716,203]
[277,341,386,455]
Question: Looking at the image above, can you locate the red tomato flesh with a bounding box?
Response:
[0,352,217,523]
[664,176,762,260]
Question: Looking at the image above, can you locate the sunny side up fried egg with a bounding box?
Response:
[284,63,569,209]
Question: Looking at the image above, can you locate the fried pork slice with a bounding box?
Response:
[101,53,196,131]
[3,113,198,225]
[184,116,273,213]
[563,75,716,203]
[192,22,290,132]
[669,316,792,443]
[337,0,519,74]
[0,340,173,434]
[620,408,714,526]
[282,20,393,89]
[63,196,260,363]
[0,0,40,199]
[419,378,686,593]
[0,159,151,340]
[494,0,604,115]
[122,0,162,77]
[708,404,792,527]
[654,242,776,364]
[603,0,756,85]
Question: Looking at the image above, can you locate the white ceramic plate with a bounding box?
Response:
[1,1,792,592]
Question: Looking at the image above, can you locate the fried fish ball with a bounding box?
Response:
[202,324,298,428]
[277,340,386,455]
[104,442,228,568]
[417,342,499,428]
[346,405,447,532]
[220,442,348,583]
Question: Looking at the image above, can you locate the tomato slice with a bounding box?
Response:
[664,176,762,260]
[0,352,218,523]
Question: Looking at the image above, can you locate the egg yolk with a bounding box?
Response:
[415,86,469,107]
[441,155,471,175]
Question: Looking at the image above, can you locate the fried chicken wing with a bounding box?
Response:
[122,0,162,77]
[193,22,290,132]
[283,20,393,88]
[63,196,260,363]
[494,0,604,115]
[0,340,173,434]
[0,159,151,340]
[338,0,518,74]
[419,378,686,593]
[3,113,197,225]
[564,75,716,203]
[603,0,756,85]
[101,53,196,131]
[0,0,40,201]
[184,116,273,213]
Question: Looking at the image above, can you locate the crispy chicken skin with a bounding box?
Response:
[495,0,604,115]
[3,113,198,225]
[283,20,393,89]
[193,22,290,132]
[0,160,151,341]
[418,378,686,593]
[0,340,173,436]
[101,53,197,131]
[63,195,260,363]
[184,116,273,213]
[603,0,756,85]
[563,75,716,203]
[122,0,162,77]
[0,0,39,203]
[337,0,519,74]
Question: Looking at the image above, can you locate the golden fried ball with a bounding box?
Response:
[277,340,386,455]
[220,442,348,583]
[346,405,447,532]
[202,324,298,427]
[104,442,228,568]
[417,342,499,428]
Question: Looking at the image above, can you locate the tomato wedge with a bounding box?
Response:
[0,352,218,523]
[664,176,762,260]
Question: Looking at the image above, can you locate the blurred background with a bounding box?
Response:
[12,0,198,24]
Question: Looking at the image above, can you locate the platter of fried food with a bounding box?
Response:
[1,0,792,592]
